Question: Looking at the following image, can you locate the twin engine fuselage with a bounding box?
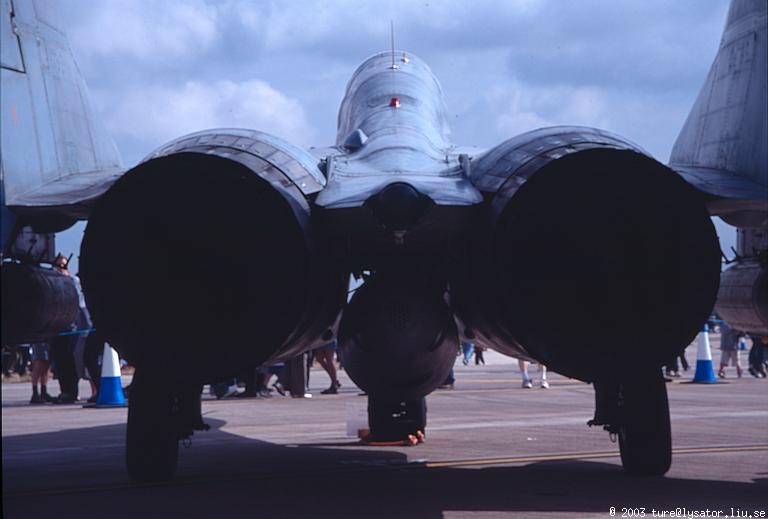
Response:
[79,51,722,401]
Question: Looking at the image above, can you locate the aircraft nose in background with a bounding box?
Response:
[366,182,433,231]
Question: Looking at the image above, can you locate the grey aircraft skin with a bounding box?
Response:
[1,0,766,482]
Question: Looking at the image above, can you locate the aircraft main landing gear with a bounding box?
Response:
[126,371,208,482]
[590,372,671,476]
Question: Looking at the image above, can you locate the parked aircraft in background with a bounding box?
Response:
[2,0,765,481]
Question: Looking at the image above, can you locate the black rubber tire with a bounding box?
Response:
[618,373,672,476]
[126,375,179,482]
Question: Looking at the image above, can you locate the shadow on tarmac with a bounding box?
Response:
[3,418,765,518]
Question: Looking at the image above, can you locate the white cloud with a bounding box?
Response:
[49,0,737,264]
[61,0,727,162]
[228,0,543,51]
[103,79,315,151]
[490,80,609,136]
[69,0,219,62]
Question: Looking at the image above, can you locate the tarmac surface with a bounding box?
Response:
[2,347,767,519]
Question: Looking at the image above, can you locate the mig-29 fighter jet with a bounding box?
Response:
[2,0,765,481]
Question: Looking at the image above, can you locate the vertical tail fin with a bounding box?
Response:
[669,0,767,223]
[1,0,122,223]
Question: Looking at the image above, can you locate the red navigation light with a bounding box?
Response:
[389,97,401,108]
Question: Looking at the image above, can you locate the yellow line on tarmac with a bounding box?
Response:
[671,445,768,455]
[425,444,768,468]
[5,445,766,499]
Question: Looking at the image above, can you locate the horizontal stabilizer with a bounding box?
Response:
[6,167,123,219]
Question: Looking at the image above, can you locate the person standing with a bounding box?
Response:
[665,351,689,378]
[438,367,455,389]
[718,322,743,378]
[50,254,80,403]
[71,272,94,399]
[283,353,311,398]
[315,340,341,394]
[747,335,767,378]
[461,341,474,365]
[519,358,548,388]
[29,343,53,404]
[83,330,104,402]
[264,363,285,396]
[438,343,460,389]
[474,346,486,365]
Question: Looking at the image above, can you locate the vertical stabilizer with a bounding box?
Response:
[1,0,122,226]
[669,0,767,225]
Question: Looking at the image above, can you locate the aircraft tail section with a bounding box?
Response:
[1,0,122,238]
[669,0,767,228]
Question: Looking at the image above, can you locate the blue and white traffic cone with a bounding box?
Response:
[692,324,717,383]
[95,344,127,406]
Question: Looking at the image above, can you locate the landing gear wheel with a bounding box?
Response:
[618,373,671,476]
[126,373,179,482]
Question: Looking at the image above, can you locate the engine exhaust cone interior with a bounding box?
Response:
[494,149,721,380]
[81,153,310,380]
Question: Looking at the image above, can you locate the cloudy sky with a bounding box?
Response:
[55,0,736,266]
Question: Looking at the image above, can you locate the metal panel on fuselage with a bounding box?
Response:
[1,0,122,221]
[669,0,767,206]
[316,51,482,209]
